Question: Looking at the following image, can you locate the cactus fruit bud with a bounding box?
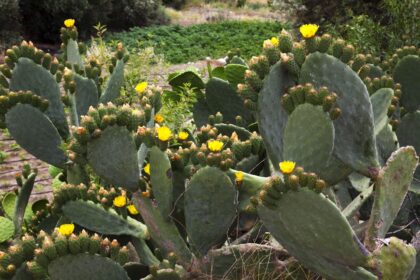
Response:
[278,29,293,53]
[332,39,345,58]
[329,107,342,120]
[318,34,332,53]
[341,45,355,63]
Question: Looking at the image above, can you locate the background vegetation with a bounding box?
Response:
[106,21,286,63]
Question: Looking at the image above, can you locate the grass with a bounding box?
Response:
[106,21,288,64]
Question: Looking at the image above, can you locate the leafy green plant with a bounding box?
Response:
[106,21,287,64]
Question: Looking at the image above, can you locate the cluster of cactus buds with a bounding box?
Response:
[281,83,341,120]
[381,45,419,72]
[2,41,63,82]
[68,103,146,164]
[0,234,37,279]
[50,183,126,214]
[253,166,327,210]
[0,90,49,128]
[27,231,129,279]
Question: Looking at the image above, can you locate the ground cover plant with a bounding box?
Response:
[106,21,287,64]
[0,18,420,280]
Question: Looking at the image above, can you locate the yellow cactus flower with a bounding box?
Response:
[135,82,148,94]
[235,171,244,182]
[144,163,150,175]
[270,37,279,47]
[113,195,127,208]
[178,131,189,141]
[207,140,224,152]
[127,204,139,215]
[157,126,172,141]
[279,161,296,174]
[58,224,75,236]
[64,19,75,28]
[299,24,319,39]
[154,114,164,123]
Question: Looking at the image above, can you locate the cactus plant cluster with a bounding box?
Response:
[1,21,420,280]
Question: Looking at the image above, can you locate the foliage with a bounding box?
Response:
[106,21,286,64]
[2,22,420,280]
[17,0,168,43]
[0,0,21,52]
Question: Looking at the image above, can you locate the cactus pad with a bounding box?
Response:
[62,200,148,239]
[87,126,139,191]
[258,187,374,279]
[168,70,205,92]
[370,88,393,135]
[150,146,173,218]
[376,124,398,166]
[257,62,295,166]
[205,78,253,124]
[99,60,124,104]
[48,254,129,280]
[214,123,251,140]
[9,58,69,138]
[184,167,236,255]
[74,74,98,121]
[300,52,379,176]
[132,194,192,265]
[6,104,67,168]
[224,64,247,87]
[393,55,420,112]
[283,104,334,178]
[66,39,84,69]
[0,216,14,243]
[365,147,418,247]
[396,112,420,193]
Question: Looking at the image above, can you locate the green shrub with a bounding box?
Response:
[106,21,287,64]
[0,0,21,51]
[18,0,168,43]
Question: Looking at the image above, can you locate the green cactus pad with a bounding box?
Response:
[150,146,173,218]
[9,57,69,138]
[349,172,371,192]
[283,104,334,179]
[393,55,420,112]
[192,97,212,128]
[0,216,14,243]
[74,74,98,121]
[227,170,267,211]
[2,192,17,219]
[235,155,261,173]
[366,64,384,79]
[225,64,247,87]
[396,112,420,193]
[211,66,226,80]
[6,104,67,168]
[376,124,398,166]
[370,88,393,135]
[87,126,139,191]
[365,147,418,248]
[206,78,253,124]
[258,188,374,280]
[300,52,379,176]
[132,194,192,265]
[374,237,417,280]
[62,200,148,239]
[48,253,129,280]
[14,172,36,237]
[214,123,251,140]
[168,70,205,92]
[66,39,84,69]
[12,264,33,280]
[100,59,125,104]
[257,62,295,166]
[184,167,236,255]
